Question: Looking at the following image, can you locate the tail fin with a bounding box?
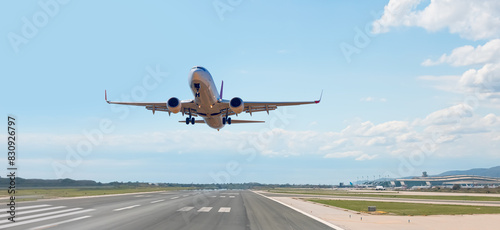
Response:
[219,80,224,99]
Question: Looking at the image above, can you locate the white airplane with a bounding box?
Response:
[105,66,321,130]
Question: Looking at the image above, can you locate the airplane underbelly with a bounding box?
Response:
[204,116,223,129]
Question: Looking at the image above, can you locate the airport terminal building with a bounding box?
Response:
[392,175,500,188]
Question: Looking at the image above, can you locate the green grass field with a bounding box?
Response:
[2,186,192,201]
[308,199,500,215]
[269,189,500,202]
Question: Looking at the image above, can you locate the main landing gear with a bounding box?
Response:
[222,117,231,125]
[185,117,195,125]
[185,108,195,125]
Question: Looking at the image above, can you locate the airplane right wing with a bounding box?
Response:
[105,90,198,116]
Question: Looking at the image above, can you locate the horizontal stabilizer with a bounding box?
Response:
[230,120,265,123]
[178,120,206,124]
[178,120,265,124]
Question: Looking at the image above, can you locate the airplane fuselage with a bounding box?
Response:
[188,66,225,129]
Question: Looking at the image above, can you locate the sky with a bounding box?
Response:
[1,0,500,184]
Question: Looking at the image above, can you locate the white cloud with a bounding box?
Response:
[422,39,500,66]
[355,154,378,161]
[373,0,500,40]
[324,151,363,159]
[459,63,500,97]
[419,103,473,126]
[417,75,461,92]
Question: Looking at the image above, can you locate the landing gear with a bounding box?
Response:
[186,108,195,125]
[223,117,231,125]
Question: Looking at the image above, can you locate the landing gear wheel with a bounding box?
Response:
[227,117,232,125]
[222,117,226,125]
[185,117,190,125]
[191,117,195,125]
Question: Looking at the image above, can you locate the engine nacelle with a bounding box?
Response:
[230,97,244,114]
[167,97,181,113]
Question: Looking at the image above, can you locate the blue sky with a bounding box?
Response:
[1,0,500,184]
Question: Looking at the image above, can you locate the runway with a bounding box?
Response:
[1,190,337,230]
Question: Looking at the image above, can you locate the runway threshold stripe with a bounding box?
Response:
[151,199,165,203]
[28,215,91,230]
[197,207,212,212]
[0,209,94,229]
[177,207,194,212]
[0,206,66,218]
[0,208,82,224]
[218,207,231,213]
[0,204,51,212]
[113,205,140,211]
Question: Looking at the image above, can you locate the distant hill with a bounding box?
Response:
[437,166,500,178]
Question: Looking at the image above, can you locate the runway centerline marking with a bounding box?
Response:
[177,207,194,212]
[229,196,235,198]
[113,205,140,211]
[151,199,165,203]
[218,207,231,213]
[197,207,213,212]
[171,196,179,199]
[28,215,91,230]
[220,196,226,198]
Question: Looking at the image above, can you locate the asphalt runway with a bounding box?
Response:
[1,190,337,230]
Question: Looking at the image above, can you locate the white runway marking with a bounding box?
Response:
[210,196,217,198]
[151,199,164,203]
[0,208,82,224]
[177,207,194,212]
[218,207,231,213]
[113,205,140,211]
[229,196,235,198]
[171,196,179,199]
[28,215,91,230]
[0,209,94,229]
[220,196,226,198]
[134,195,144,197]
[0,204,50,212]
[0,206,65,218]
[197,207,213,212]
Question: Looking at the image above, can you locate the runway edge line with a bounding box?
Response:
[252,191,345,230]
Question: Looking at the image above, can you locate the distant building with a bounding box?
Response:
[393,175,500,188]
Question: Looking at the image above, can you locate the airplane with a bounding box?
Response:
[105,66,321,130]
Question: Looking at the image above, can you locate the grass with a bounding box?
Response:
[269,189,500,202]
[308,199,500,215]
[2,186,192,201]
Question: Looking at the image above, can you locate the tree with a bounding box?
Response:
[452,184,461,190]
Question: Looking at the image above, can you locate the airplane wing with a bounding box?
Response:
[219,92,322,116]
[105,90,199,116]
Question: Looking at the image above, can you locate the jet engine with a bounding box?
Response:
[167,97,182,113]
[230,97,244,114]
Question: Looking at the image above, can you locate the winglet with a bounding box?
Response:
[105,90,109,103]
[219,80,224,99]
[315,90,323,104]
